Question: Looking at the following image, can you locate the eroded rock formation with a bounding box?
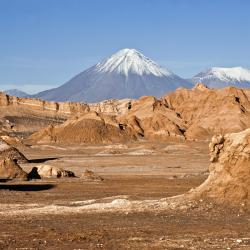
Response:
[0,158,28,180]
[164,84,250,139]
[119,96,186,140]
[190,129,250,206]
[5,84,250,143]
[0,92,89,115]
[0,139,28,163]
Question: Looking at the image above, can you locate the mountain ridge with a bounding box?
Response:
[190,66,250,88]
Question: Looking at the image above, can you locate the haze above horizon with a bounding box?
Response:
[0,0,250,93]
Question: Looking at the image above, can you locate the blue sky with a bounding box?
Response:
[0,0,250,93]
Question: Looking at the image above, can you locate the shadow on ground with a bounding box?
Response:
[0,184,55,191]
[29,157,59,163]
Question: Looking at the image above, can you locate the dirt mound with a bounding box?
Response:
[164,84,250,139]
[0,139,28,163]
[81,169,104,181]
[29,165,75,179]
[0,158,28,180]
[190,129,250,206]
[29,112,137,144]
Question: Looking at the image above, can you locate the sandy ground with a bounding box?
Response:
[0,140,250,249]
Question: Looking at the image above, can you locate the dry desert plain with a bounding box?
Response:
[0,87,250,249]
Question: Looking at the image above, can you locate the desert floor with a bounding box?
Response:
[0,140,250,249]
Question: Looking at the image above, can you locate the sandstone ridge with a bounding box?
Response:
[4,84,250,143]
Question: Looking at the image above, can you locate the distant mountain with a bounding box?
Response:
[33,48,192,102]
[4,89,29,97]
[190,67,250,88]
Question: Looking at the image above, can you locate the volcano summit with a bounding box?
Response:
[34,49,192,102]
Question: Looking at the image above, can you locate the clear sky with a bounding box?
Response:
[0,0,250,93]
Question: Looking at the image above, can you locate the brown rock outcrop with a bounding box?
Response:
[0,139,28,163]
[190,129,250,206]
[0,158,28,180]
[0,92,89,115]
[119,96,186,140]
[11,84,250,143]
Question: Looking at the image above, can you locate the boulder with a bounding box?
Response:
[29,165,75,179]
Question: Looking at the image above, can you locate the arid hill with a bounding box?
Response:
[164,83,250,139]
[27,84,250,144]
[4,84,250,143]
[28,96,187,144]
[121,84,250,141]
[119,96,186,140]
[0,91,131,137]
[29,112,137,144]
[120,84,250,141]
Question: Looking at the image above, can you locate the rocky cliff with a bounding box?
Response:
[0,92,90,135]
[0,92,90,115]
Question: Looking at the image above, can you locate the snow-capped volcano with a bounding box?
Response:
[96,48,171,77]
[190,67,250,88]
[33,48,192,102]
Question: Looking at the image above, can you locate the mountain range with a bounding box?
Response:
[4,49,250,101]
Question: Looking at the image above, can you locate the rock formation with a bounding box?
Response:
[190,129,250,206]
[0,139,28,163]
[0,92,89,115]
[89,99,133,115]
[119,96,186,140]
[0,158,28,180]
[5,83,250,143]
[0,138,28,180]
[163,84,250,139]
[29,165,75,179]
[0,91,90,136]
